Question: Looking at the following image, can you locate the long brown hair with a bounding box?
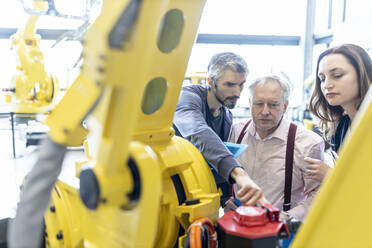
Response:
[309,44,372,137]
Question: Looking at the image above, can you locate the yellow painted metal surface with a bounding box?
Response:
[303,119,314,131]
[44,0,221,247]
[45,74,97,146]
[292,88,372,247]
[44,182,83,248]
[9,0,59,113]
[80,141,163,247]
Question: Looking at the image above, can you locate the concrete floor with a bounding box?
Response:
[0,148,35,220]
[0,134,84,220]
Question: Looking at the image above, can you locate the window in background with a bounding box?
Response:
[188,0,308,109]
[0,1,28,29]
[344,0,372,22]
[313,0,345,32]
[39,40,82,91]
[331,0,372,49]
[187,44,304,109]
[331,0,346,27]
[314,0,330,34]
[0,0,88,29]
[0,0,98,100]
[312,44,328,73]
[0,40,17,96]
[198,0,306,36]
[303,43,328,102]
[0,38,82,103]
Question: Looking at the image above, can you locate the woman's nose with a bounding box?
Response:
[323,78,334,89]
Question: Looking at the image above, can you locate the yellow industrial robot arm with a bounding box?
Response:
[10,1,216,248]
[8,1,141,247]
[7,0,59,112]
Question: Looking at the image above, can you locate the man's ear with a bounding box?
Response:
[283,100,289,113]
[207,77,214,89]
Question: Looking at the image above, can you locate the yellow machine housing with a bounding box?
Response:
[43,0,220,247]
[292,87,372,247]
[8,0,59,113]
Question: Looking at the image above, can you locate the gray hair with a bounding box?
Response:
[207,52,249,81]
[248,75,293,102]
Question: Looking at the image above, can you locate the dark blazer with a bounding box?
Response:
[173,84,237,182]
[331,115,350,153]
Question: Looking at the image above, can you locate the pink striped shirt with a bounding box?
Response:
[229,118,324,220]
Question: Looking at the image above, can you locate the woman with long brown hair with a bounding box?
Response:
[305,44,372,182]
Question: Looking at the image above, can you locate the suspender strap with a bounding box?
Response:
[233,120,297,211]
[236,120,252,144]
[283,123,297,211]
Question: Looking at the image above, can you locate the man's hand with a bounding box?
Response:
[230,167,268,205]
[280,211,293,221]
[280,211,302,234]
[305,157,332,182]
[223,197,238,212]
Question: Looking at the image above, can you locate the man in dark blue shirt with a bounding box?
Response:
[174,52,265,206]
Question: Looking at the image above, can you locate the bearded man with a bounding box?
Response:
[173,52,264,206]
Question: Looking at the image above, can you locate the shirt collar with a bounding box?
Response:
[247,118,290,141]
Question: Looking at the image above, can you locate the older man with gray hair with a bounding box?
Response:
[174,52,266,206]
[227,75,324,221]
